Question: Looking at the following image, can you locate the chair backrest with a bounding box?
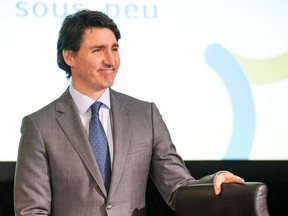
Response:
[175,182,270,216]
[0,162,15,216]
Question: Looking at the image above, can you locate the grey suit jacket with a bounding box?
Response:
[14,88,214,216]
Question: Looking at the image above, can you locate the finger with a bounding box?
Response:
[213,174,224,195]
[219,172,245,183]
[231,175,245,183]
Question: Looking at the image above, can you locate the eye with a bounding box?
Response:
[93,48,102,53]
[112,46,119,52]
[92,47,105,56]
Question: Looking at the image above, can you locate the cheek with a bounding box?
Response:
[113,53,120,65]
[115,58,120,70]
[88,60,102,71]
[117,55,120,64]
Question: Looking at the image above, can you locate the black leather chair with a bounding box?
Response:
[0,162,270,216]
[175,182,270,216]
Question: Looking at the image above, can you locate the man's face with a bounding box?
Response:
[64,27,120,96]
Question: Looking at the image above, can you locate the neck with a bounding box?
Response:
[71,82,107,101]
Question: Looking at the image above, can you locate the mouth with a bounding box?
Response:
[99,68,115,73]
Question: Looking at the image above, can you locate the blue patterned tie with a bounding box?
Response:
[89,102,111,192]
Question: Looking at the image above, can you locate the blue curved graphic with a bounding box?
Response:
[205,43,255,160]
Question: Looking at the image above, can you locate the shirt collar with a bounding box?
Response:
[69,85,111,116]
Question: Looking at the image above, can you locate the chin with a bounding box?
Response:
[103,81,114,89]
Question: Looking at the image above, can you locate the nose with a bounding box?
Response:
[103,50,116,67]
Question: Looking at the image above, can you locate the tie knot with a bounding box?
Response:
[91,101,103,116]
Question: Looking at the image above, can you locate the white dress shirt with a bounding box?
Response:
[69,85,114,166]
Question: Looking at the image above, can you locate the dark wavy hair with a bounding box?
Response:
[57,9,121,78]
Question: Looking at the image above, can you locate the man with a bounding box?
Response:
[14,9,244,216]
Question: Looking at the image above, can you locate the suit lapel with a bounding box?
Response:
[55,90,108,196]
[108,90,133,199]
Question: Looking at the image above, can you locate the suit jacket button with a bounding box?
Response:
[106,204,112,210]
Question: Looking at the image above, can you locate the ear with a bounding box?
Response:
[62,49,75,67]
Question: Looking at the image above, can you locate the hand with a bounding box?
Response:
[213,172,245,195]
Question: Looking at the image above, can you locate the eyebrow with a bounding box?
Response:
[89,43,119,50]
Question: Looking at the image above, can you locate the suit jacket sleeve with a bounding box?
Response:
[149,102,215,210]
[14,116,51,216]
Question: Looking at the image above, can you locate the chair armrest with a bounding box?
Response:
[175,182,269,216]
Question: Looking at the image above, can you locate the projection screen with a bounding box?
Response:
[1,0,288,161]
